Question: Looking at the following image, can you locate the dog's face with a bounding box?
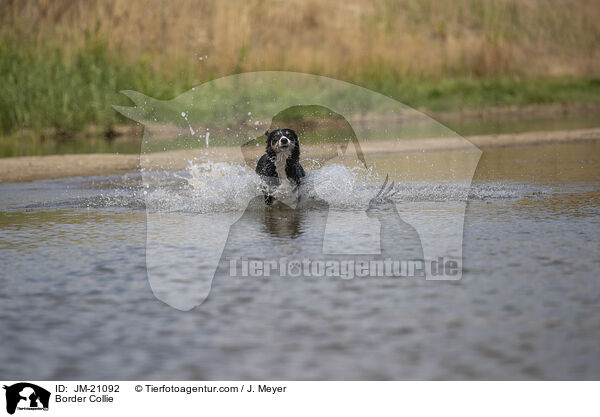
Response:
[266,129,299,155]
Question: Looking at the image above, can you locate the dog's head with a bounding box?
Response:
[265,129,299,156]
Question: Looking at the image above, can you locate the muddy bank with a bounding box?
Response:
[1,128,599,183]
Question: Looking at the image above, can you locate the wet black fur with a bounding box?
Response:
[255,129,306,205]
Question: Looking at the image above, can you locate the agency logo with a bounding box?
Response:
[114,71,481,311]
[3,383,50,415]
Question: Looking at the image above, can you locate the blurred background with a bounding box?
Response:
[1,0,599,156]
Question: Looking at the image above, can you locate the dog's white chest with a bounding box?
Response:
[273,150,299,207]
[275,151,291,184]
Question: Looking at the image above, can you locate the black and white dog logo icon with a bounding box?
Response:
[3,383,50,415]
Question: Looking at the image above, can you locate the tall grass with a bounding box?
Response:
[1,0,599,137]
[0,35,193,135]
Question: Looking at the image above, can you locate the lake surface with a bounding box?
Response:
[0,141,599,379]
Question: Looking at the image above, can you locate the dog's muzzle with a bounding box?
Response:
[279,136,290,148]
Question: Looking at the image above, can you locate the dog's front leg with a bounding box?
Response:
[260,176,278,205]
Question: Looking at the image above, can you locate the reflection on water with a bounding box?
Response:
[260,202,307,239]
[0,141,599,379]
[442,113,600,137]
[0,134,142,158]
[1,113,599,157]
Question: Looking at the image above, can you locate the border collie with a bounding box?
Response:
[256,129,306,205]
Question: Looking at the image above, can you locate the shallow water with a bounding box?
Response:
[0,141,599,379]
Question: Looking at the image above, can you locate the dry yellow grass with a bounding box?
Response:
[3,0,599,80]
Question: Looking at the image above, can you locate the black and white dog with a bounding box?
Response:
[256,129,306,205]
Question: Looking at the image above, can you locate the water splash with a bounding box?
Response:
[141,162,537,214]
[143,162,262,213]
[0,164,552,213]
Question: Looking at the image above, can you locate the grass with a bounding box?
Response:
[0,35,193,136]
[384,77,600,111]
[1,0,599,141]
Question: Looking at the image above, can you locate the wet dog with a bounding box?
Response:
[256,129,306,205]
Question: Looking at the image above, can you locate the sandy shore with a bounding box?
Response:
[1,127,599,183]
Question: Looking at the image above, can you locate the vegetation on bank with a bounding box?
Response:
[1,0,599,140]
